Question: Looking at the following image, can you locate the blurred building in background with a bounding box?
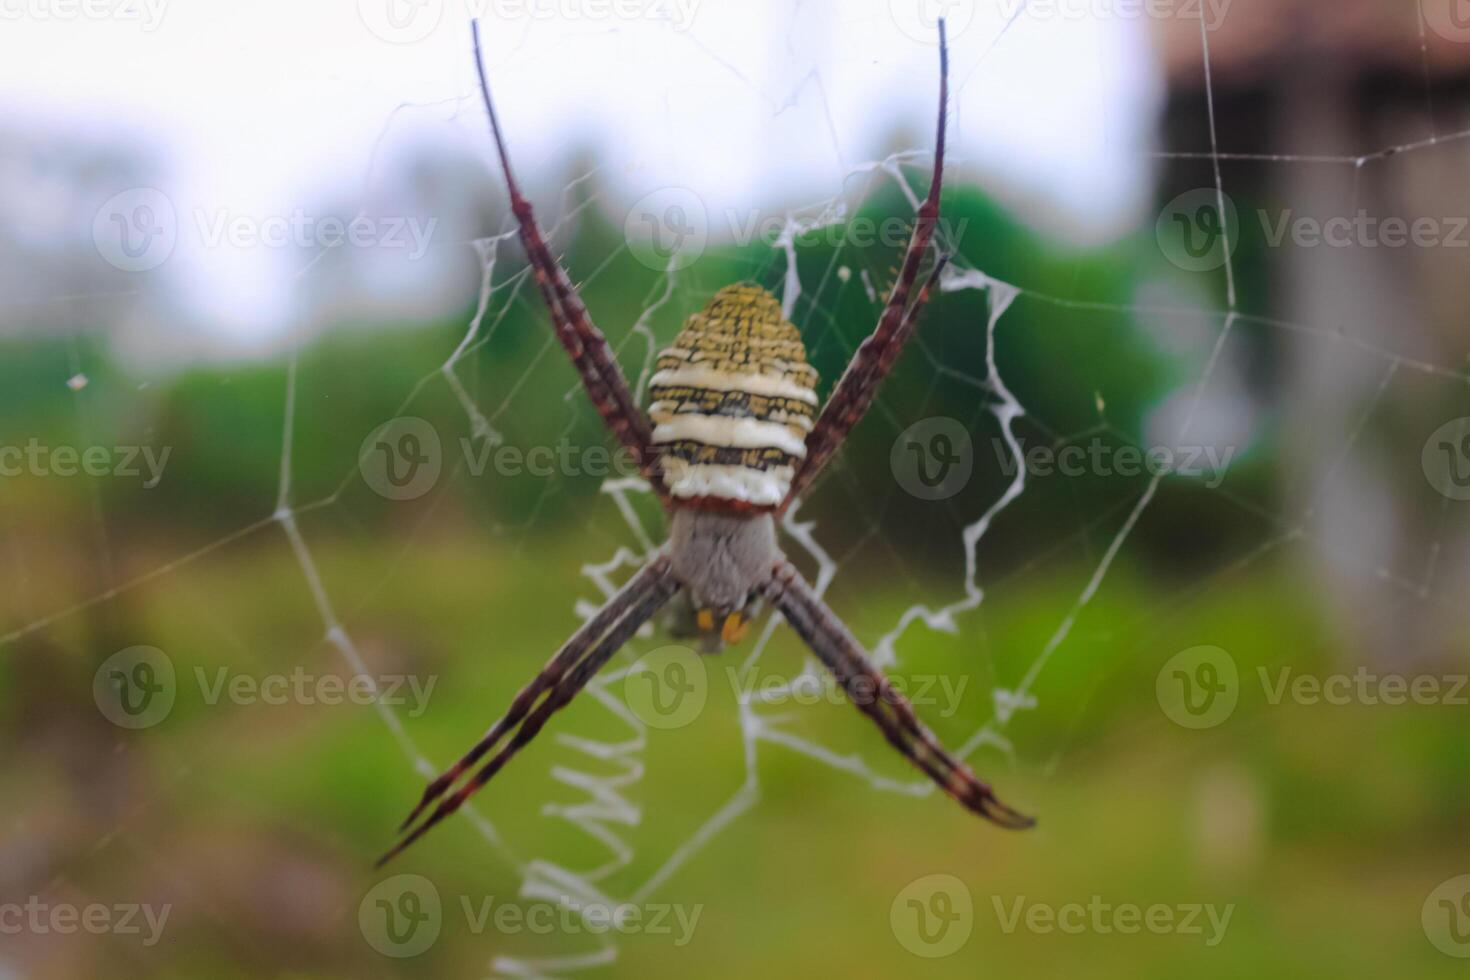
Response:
[1155,1,1470,664]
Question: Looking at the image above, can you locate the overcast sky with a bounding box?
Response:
[0,0,1164,341]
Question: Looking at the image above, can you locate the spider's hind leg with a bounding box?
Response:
[379,555,679,866]
[762,559,1034,830]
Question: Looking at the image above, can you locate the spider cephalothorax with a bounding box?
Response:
[377,17,1032,868]
[666,508,778,652]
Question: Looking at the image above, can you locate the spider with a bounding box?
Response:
[377,17,1032,868]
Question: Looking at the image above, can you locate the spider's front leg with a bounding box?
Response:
[762,559,1034,830]
[471,21,670,503]
[781,19,951,512]
[378,556,679,866]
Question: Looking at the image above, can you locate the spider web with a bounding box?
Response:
[8,3,1470,977]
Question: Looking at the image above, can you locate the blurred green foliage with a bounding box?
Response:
[2,182,1465,979]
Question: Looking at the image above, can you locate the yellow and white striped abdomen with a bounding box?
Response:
[649,284,818,509]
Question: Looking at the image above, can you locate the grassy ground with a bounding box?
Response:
[3,521,1467,979]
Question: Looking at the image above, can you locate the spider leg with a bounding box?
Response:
[394,555,674,834]
[762,559,1034,830]
[471,21,670,503]
[379,557,679,867]
[780,19,950,513]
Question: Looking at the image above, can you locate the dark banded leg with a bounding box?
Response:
[781,20,950,513]
[471,21,670,503]
[393,556,674,833]
[378,557,679,866]
[762,560,1033,830]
